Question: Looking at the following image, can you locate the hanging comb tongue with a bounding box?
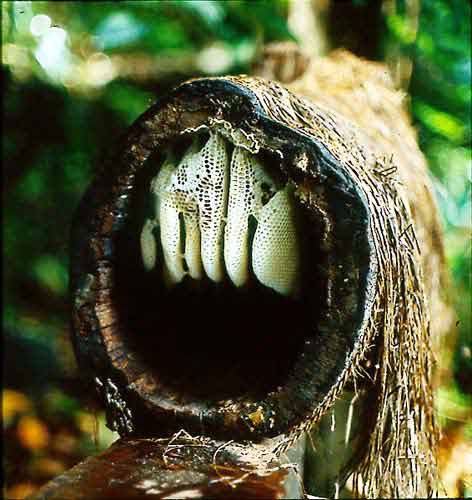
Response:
[141,132,301,297]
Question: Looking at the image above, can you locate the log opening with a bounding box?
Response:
[70,78,374,441]
[115,130,323,402]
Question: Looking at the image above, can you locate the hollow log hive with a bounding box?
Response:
[58,47,452,499]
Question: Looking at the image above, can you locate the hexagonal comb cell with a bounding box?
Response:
[140,131,301,297]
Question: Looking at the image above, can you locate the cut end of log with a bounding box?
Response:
[70,76,375,442]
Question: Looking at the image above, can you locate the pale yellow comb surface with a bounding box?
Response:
[140,132,300,296]
[252,187,300,296]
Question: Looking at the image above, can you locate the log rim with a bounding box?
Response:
[69,77,377,440]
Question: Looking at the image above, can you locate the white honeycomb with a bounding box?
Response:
[252,187,300,295]
[140,131,300,296]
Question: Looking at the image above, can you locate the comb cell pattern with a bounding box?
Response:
[140,132,300,296]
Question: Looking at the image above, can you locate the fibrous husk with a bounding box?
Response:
[251,47,454,497]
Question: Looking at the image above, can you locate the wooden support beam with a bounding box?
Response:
[30,433,306,499]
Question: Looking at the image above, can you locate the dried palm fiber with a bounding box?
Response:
[255,46,453,497]
[70,47,453,499]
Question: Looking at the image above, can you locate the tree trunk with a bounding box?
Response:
[34,36,451,500]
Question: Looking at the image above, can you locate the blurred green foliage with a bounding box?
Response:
[2,0,470,496]
[404,0,471,392]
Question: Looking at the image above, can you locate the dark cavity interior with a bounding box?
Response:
[114,135,325,402]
